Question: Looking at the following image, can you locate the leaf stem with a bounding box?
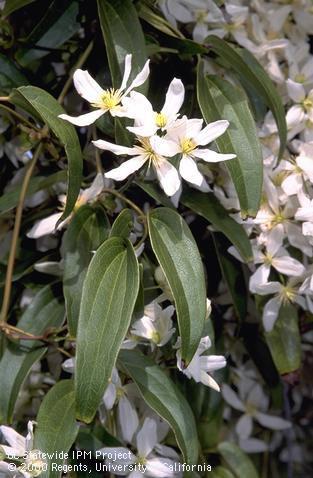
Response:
[58,40,94,104]
[92,124,103,174]
[0,144,42,324]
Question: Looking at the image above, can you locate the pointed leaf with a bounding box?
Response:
[0,53,28,95]
[109,208,133,240]
[97,0,147,89]
[265,303,301,375]
[10,86,83,221]
[206,35,287,158]
[181,189,252,262]
[62,205,109,337]
[75,237,139,422]
[148,207,206,363]
[218,442,259,478]
[197,61,263,217]
[119,349,199,464]
[34,380,79,478]
[0,284,64,423]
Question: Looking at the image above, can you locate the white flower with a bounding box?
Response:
[27,173,104,238]
[98,417,181,477]
[165,116,235,191]
[286,79,313,129]
[131,301,175,348]
[122,78,185,137]
[222,382,291,438]
[176,336,226,391]
[93,136,181,197]
[0,422,46,477]
[59,55,150,126]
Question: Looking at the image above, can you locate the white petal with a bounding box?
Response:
[200,355,227,372]
[105,156,147,181]
[281,173,303,196]
[73,69,103,103]
[267,226,284,256]
[102,382,116,410]
[179,154,205,187]
[200,371,221,391]
[124,60,150,96]
[136,418,157,458]
[273,256,305,277]
[120,54,132,91]
[221,384,245,411]
[235,414,253,440]
[92,139,137,155]
[239,438,268,453]
[193,120,230,146]
[146,457,174,478]
[27,212,63,239]
[0,426,25,455]
[286,105,305,127]
[80,173,104,203]
[59,109,105,126]
[249,264,270,293]
[286,79,306,103]
[127,123,157,137]
[155,159,181,197]
[150,136,180,157]
[255,412,291,430]
[262,296,281,332]
[161,78,185,117]
[118,396,139,443]
[193,148,236,163]
[253,281,282,295]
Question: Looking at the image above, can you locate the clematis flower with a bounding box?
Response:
[59,55,150,126]
[165,116,235,191]
[286,79,313,129]
[93,136,181,197]
[122,78,185,137]
[175,336,226,391]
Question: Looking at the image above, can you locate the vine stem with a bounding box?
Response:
[0,103,36,129]
[102,188,148,249]
[58,40,94,104]
[0,144,42,324]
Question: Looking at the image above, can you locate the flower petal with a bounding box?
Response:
[105,156,147,181]
[236,414,253,440]
[179,154,205,187]
[118,396,139,443]
[92,139,137,156]
[221,384,245,411]
[262,296,281,332]
[73,69,103,103]
[161,78,185,117]
[193,120,230,146]
[27,212,63,239]
[273,256,305,276]
[255,412,291,430]
[120,54,132,91]
[124,60,150,96]
[286,79,306,103]
[193,148,236,162]
[155,159,181,197]
[59,109,105,126]
[136,418,157,458]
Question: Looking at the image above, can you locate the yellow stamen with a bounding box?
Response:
[93,88,122,110]
[155,112,167,128]
[181,138,196,155]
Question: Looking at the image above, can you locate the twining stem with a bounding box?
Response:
[92,124,103,174]
[102,188,148,249]
[0,144,42,324]
[0,103,36,129]
[58,40,94,104]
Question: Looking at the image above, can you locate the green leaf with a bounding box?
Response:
[97,0,148,89]
[0,53,28,95]
[10,86,83,221]
[265,303,301,375]
[137,2,184,39]
[135,179,174,208]
[15,1,80,66]
[218,442,259,478]
[206,36,287,158]
[109,208,133,239]
[211,467,235,478]
[75,237,139,422]
[62,205,109,337]
[148,207,206,363]
[2,0,37,16]
[181,189,252,262]
[197,61,263,217]
[0,171,66,214]
[0,284,64,423]
[119,349,199,464]
[34,380,79,478]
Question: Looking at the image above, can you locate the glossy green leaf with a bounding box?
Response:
[206,36,287,158]
[197,61,263,217]
[15,1,80,66]
[0,53,28,95]
[265,303,301,375]
[2,0,37,16]
[148,207,206,363]
[211,467,235,478]
[109,208,133,240]
[0,171,66,214]
[75,237,139,422]
[181,189,252,262]
[218,442,259,478]
[10,86,83,221]
[137,2,184,39]
[62,205,109,337]
[97,0,147,89]
[119,349,199,464]
[0,284,64,423]
[34,380,79,478]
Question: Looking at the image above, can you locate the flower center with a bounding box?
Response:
[139,138,159,164]
[303,97,313,111]
[294,73,306,83]
[280,286,297,303]
[151,330,161,344]
[155,112,167,128]
[181,138,196,155]
[94,88,122,110]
